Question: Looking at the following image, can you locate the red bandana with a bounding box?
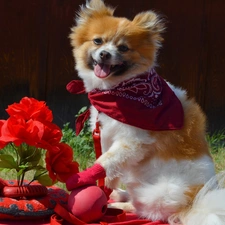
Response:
[67,69,184,135]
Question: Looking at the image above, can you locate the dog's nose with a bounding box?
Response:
[100,50,111,60]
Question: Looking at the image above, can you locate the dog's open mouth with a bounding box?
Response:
[93,61,126,78]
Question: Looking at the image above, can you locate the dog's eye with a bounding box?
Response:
[93,38,103,45]
[118,45,129,53]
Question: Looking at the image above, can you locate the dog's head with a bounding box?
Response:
[70,0,165,90]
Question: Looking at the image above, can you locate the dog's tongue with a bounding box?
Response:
[94,63,111,78]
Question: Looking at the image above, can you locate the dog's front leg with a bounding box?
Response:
[66,138,149,191]
[96,139,147,180]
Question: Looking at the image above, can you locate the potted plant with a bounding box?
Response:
[0,97,79,219]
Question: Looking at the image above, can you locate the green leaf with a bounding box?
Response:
[0,154,17,169]
[36,174,54,186]
[22,147,43,166]
[33,165,46,171]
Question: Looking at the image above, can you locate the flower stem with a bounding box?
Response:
[10,143,21,186]
[28,171,47,185]
[20,171,26,186]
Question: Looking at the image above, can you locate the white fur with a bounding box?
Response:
[123,156,214,221]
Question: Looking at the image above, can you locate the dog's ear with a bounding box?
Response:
[132,11,165,33]
[132,11,165,46]
[75,0,115,25]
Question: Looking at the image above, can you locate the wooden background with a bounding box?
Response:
[0,0,224,132]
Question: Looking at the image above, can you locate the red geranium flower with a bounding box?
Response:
[46,143,79,183]
[0,116,44,146]
[37,122,62,150]
[0,120,7,148]
[0,97,79,186]
[6,97,53,122]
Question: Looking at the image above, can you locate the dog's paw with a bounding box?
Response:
[108,202,135,212]
[105,177,120,189]
[66,164,106,191]
[110,188,130,202]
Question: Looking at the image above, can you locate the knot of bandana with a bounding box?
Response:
[67,69,184,135]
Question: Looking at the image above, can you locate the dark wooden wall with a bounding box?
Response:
[0,0,224,132]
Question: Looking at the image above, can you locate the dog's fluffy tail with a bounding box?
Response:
[169,171,225,225]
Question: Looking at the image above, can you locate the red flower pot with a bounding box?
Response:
[2,185,48,198]
[0,179,48,198]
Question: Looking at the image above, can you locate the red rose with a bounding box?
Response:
[0,116,44,146]
[46,143,79,182]
[6,97,53,123]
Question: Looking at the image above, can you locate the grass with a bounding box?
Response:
[61,106,96,171]
[207,129,225,173]
[61,122,95,171]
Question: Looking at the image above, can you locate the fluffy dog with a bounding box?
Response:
[66,0,225,224]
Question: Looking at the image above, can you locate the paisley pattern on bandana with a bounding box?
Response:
[101,70,163,108]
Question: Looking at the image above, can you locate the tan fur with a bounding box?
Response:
[70,18,158,66]
[148,98,211,161]
[184,184,204,205]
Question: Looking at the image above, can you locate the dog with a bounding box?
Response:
[66,0,225,224]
